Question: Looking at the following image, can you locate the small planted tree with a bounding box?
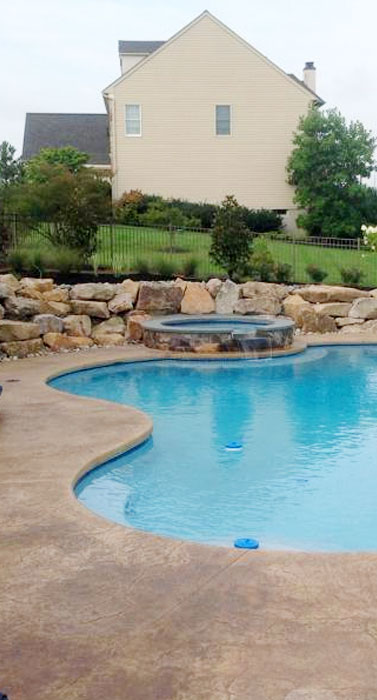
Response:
[26,146,89,179]
[210,195,252,278]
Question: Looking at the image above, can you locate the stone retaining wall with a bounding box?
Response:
[1,273,377,360]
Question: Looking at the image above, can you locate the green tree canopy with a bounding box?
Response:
[0,141,23,188]
[287,107,376,237]
[26,146,89,181]
[209,195,252,277]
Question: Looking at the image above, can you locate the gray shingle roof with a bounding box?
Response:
[287,74,324,105]
[22,113,110,165]
[118,40,165,55]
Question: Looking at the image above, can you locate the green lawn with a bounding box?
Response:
[14,223,377,287]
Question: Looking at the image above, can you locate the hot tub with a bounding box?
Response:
[141,314,295,353]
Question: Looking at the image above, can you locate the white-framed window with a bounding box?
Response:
[125,104,141,136]
[215,105,231,136]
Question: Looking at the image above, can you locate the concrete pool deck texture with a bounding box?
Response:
[2,338,377,699]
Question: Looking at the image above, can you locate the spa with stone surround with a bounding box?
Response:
[1,273,377,359]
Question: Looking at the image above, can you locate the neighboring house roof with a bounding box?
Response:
[22,113,110,165]
[105,11,324,106]
[288,73,324,104]
[118,40,165,54]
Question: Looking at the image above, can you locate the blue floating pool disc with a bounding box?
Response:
[234,537,259,550]
[225,441,243,451]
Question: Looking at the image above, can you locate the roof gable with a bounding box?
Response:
[104,10,323,105]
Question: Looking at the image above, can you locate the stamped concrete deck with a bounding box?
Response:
[2,339,377,700]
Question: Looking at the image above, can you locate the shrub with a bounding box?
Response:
[139,199,200,228]
[114,190,148,224]
[241,208,283,233]
[7,248,29,275]
[210,195,252,278]
[306,264,328,283]
[134,258,151,276]
[7,247,49,276]
[49,247,85,275]
[182,256,199,278]
[248,237,276,282]
[154,258,176,279]
[275,262,293,283]
[340,266,364,286]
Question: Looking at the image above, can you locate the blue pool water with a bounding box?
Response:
[50,347,377,551]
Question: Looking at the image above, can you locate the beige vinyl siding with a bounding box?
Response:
[109,14,313,210]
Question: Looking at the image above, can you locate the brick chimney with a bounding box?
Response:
[303,62,316,93]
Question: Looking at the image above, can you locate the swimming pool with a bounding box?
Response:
[51,346,377,551]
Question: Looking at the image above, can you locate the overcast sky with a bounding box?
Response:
[1,0,376,155]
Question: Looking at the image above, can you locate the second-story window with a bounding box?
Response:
[125,104,141,136]
[215,105,231,135]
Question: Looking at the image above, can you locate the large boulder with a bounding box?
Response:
[295,285,370,303]
[297,307,337,333]
[63,315,92,337]
[0,282,14,300]
[44,301,71,317]
[136,282,184,314]
[314,302,352,318]
[33,314,64,335]
[234,297,281,315]
[0,320,41,342]
[4,296,46,319]
[127,313,151,342]
[43,333,94,351]
[282,294,311,325]
[242,281,289,302]
[206,278,222,298]
[43,287,70,303]
[0,338,43,358]
[108,293,133,314]
[92,317,125,337]
[335,317,365,328]
[181,282,215,314]
[349,298,377,320]
[70,300,110,319]
[118,279,139,303]
[0,274,20,293]
[16,286,44,300]
[215,280,239,314]
[70,283,115,301]
[93,333,125,347]
[19,277,54,293]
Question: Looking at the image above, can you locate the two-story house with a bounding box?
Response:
[22,11,323,230]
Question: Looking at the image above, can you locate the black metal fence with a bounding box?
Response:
[2,213,377,287]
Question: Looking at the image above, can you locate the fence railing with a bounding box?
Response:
[2,213,377,287]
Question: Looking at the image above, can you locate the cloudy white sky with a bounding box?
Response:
[1,0,376,155]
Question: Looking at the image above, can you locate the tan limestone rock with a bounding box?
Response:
[298,307,337,333]
[314,302,352,318]
[19,277,54,293]
[0,304,4,320]
[0,274,21,293]
[93,333,125,347]
[242,281,289,301]
[63,315,92,337]
[349,298,377,320]
[43,287,70,303]
[215,280,239,314]
[43,333,94,351]
[181,282,215,314]
[235,297,281,316]
[4,296,47,319]
[206,278,222,298]
[193,342,221,353]
[70,300,110,319]
[44,301,71,317]
[335,317,365,328]
[127,313,151,342]
[33,314,64,334]
[92,317,125,337]
[0,338,43,358]
[282,294,311,325]
[0,283,15,300]
[295,285,370,303]
[108,293,133,314]
[0,320,41,342]
[174,278,187,293]
[119,279,140,302]
[70,283,115,301]
[136,282,183,314]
